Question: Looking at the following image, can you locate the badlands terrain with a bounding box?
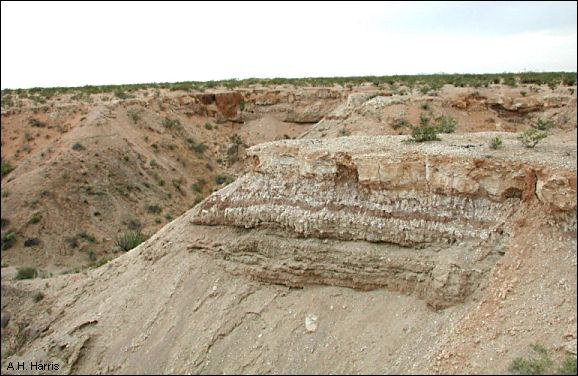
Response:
[1,73,577,374]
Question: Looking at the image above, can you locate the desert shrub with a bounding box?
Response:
[192,143,208,154]
[162,117,180,129]
[563,77,576,86]
[72,143,85,151]
[391,118,410,130]
[15,267,37,280]
[66,236,79,249]
[230,134,244,146]
[434,115,457,133]
[227,143,239,162]
[505,76,517,87]
[165,213,173,221]
[2,95,14,108]
[172,178,184,191]
[204,122,213,130]
[33,292,44,302]
[1,232,16,250]
[114,91,131,100]
[548,81,558,90]
[420,102,430,110]
[191,178,207,193]
[406,115,440,142]
[570,88,575,95]
[23,238,40,247]
[490,137,503,149]
[508,344,562,375]
[419,113,430,126]
[24,132,34,142]
[338,128,351,137]
[520,90,527,97]
[28,118,47,127]
[145,204,162,214]
[151,172,164,186]
[0,218,9,229]
[27,212,42,225]
[115,230,149,252]
[239,100,245,111]
[409,124,439,142]
[1,160,15,178]
[127,108,141,124]
[215,174,234,185]
[532,119,554,131]
[78,231,96,243]
[518,128,547,148]
[86,256,111,269]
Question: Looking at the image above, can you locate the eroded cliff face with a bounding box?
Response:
[191,135,576,308]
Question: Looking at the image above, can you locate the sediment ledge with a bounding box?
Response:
[192,134,576,245]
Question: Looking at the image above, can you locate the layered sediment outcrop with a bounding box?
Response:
[191,134,576,308]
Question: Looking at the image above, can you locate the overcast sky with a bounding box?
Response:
[1,1,576,89]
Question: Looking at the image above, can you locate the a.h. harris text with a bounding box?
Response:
[5,361,60,372]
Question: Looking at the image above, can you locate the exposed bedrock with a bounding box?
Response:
[191,229,505,309]
[190,136,577,307]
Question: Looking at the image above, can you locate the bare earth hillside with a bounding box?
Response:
[1,79,577,374]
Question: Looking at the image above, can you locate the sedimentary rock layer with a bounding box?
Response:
[189,135,576,306]
[192,136,576,245]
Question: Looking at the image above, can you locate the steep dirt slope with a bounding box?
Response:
[1,131,575,374]
[1,102,230,271]
[1,88,341,271]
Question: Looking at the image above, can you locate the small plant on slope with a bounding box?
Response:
[407,114,440,142]
[489,136,503,150]
[115,230,149,252]
[518,128,547,148]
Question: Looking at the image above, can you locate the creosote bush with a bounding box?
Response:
[72,143,85,151]
[391,118,410,130]
[33,292,44,302]
[490,137,503,150]
[508,343,576,375]
[15,267,38,280]
[407,115,440,142]
[162,117,180,129]
[434,115,457,134]
[127,108,141,124]
[28,118,47,128]
[215,174,234,185]
[1,232,16,250]
[1,160,15,178]
[115,230,149,252]
[27,212,42,225]
[24,238,40,247]
[145,204,162,214]
[532,118,554,131]
[518,128,547,148]
[191,178,207,193]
